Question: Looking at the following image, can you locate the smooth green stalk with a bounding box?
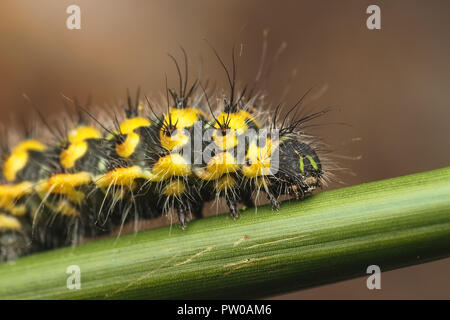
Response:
[1,167,450,299]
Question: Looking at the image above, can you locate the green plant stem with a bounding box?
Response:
[1,167,450,299]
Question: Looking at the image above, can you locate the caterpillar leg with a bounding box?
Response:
[266,191,280,211]
[225,194,239,220]
[176,203,189,229]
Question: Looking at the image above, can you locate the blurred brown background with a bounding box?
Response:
[0,0,449,299]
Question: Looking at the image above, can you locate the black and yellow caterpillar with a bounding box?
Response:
[0,51,326,262]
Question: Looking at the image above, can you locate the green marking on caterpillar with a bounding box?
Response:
[306,155,318,170]
[299,156,305,172]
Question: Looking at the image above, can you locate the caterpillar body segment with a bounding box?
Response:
[147,80,210,227]
[0,211,28,262]
[0,138,56,256]
[30,124,115,248]
[193,86,263,219]
[87,95,167,230]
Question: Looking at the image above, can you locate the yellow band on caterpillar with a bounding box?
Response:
[60,126,103,169]
[0,182,34,216]
[159,129,190,151]
[212,129,238,150]
[115,117,151,158]
[163,179,185,196]
[0,213,22,231]
[194,152,238,181]
[242,138,276,178]
[0,182,34,200]
[212,110,259,150]
[165,107,206,129]
[60,141,88,169]
[214,110,260,132]
[55,200,79,217]
[36,172,92,204]
[160,107,205,151]
[116,132,140,158]
[41,199,79,217]
[105,117,150,140]
[151,154,192,181]
[3,140,47,182]
[215,175,236,191]
[95,165,155,191]
[119,117,151,134]
[68,126,102,144]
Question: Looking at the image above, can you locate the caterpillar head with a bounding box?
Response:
[242,132,322,200]
[270,137,323,199]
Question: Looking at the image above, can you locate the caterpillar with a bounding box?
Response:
[0,47,329,262]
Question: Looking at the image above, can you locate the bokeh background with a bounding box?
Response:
[0,0,449,299]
